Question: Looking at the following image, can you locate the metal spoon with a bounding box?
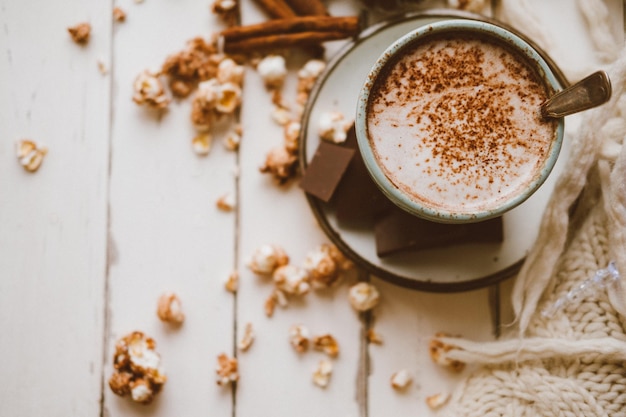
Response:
[540,70,611,119]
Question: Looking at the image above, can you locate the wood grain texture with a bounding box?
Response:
[0,0,111,415]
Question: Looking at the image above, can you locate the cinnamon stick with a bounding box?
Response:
[252,0,296,19]
[284,0,328,16]
[221,16,360,42]
[223,31,352,54]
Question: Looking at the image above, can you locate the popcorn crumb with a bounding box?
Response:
[109,331,166,404]
[429,333,465,372]
[216,353,239,386]
[426,392,451,410]
[113,7,126,22]
[192,132,212,155]
[312,334,340,358]
[212,0,238,27]
[133,69,170,110]
[312,359,333,388]
[265,289,288,317]
[247,244,289,275]
[366,328,383,345]
[162,37,220,98]
[259,145,298,184]
[283,120,301,153]
[273,264,310,296]
[157,292,185,324]
[16,139,47,173]
[257,55,287,90]
[288,324,310,353]
[348,282,380,312]
[271,106,292,126]
[217,58,244,86]
[447,0,486,13]
[216,192,236,211]
[296,59,326,109]
[390,369,412,390]
[225,271,239,293]
[68,22,91,44]
[318,111,352,144]
[97,60,108,75]
[223,126,242,151]
[238,322,255,352]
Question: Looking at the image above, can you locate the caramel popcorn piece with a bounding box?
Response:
[238,322,255,352]
[271,106,292,126]
[312,334,339,358]
[225,271,239,293]
[133,69,170,109]
[318,111,352,144]
[16,139,47,173]
[108,331,166,404]
[296,59,326,115]
[304,244,341,289]
[259,145,298,184]
[192,132,212,155]
[191,78,241,128]
[348,282,380,312]
[366,328,383,345]
[217,57,244,86]
[312,359,332,388]
[283,120,301,153]
[212,0,239,27]
[257,55,287,90]
[390,369,412,390]
[216,192,236,211]
[265,289,288,317]
[162,37,221,98]
[113,7,126,22]
[429,333,465,372]
[273,264,310,296]
[156,292,185,324]
[68,22,91,44]
[223,126,242,151]
[247,244,289,275]
[288,324,310,353]
[216,353,239,386]
[214,82,242,114]
[426,392,451,410]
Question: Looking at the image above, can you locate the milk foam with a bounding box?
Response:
[367,35,556,214]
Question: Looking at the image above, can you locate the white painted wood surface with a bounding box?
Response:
[0,1,622,416]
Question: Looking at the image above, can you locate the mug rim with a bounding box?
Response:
[355,18,565,224]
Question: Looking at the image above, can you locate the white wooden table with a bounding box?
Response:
[1,0,622,416]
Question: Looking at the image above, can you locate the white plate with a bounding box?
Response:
[300,10,569,292]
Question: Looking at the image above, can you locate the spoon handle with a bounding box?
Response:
[540,70,611,119]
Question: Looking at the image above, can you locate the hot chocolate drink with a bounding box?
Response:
[364,31,558,219]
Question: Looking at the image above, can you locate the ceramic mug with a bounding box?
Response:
[355,19,564,224]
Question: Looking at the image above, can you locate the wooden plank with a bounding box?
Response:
[235,1,365,415]
[103,0,236,415]
[0,0,110,415]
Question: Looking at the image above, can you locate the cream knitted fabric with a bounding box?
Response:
[435,40,626,417]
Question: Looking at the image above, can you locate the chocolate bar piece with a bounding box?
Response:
[374,208,504,257]
[300,140,355,202]
[333,125,394,227]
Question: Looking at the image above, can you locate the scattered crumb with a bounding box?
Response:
[225,271,239,293]
[216,353,239,386]
[426,392,451,410]
[16,139,47,173]
[192,132,212,155]
[429,333,465,373]
[223,128,241,151]
[238,322,255,352]
[113,7,126,22]
[390,369,412,390]
[97,60,108,75]
[312,359,332,388]
[289,324,310,353]
[283,120,301,153]
[68,22,91,45]
[348,282,380,312]
[216,192,236,211]
[108,331,167,404]
[265,289,287,317]
[312,334,340,358]
[366,328,383,345]
[156,292,185,324]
